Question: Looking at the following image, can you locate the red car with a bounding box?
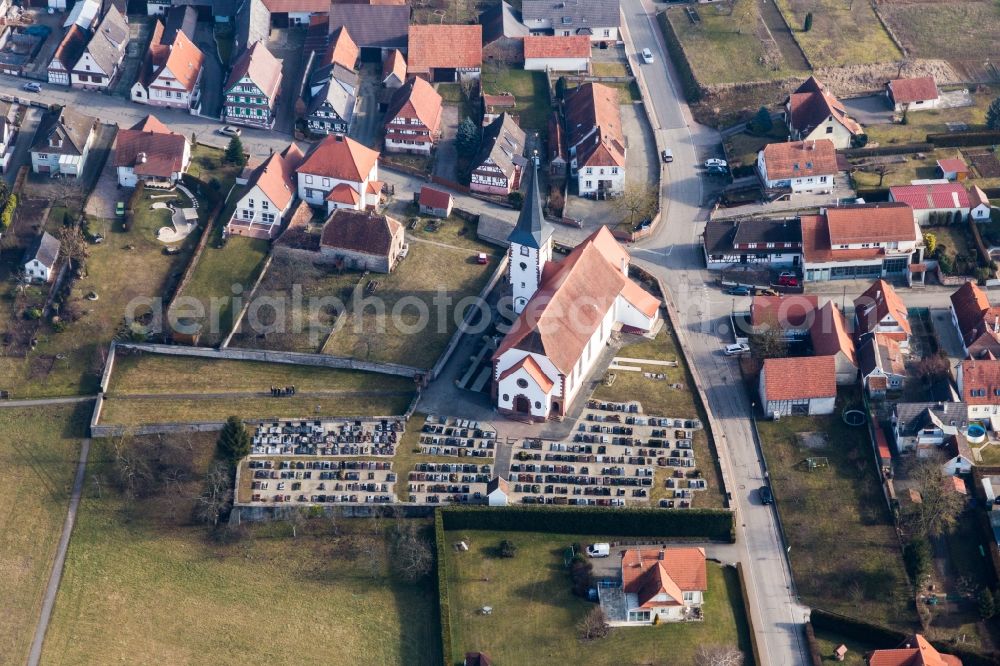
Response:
[777,273,799,287]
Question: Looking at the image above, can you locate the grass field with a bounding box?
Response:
[481,65,552,130]
[446,530,754,666]
[756,399,916,628]
[592,328,726,509]
[812,627,873,665]
[174,235,270,346]
[774,0,901,67]
[0,188,203,398]
[666,4,808,85]
[865,86,999,146]
[0,403,90,665]
[41,435,441,665]
[321,220,500,370]
[878,1,1000,62]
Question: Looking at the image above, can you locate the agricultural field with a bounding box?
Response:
[773,0,901,67]
[665,3,809,85]
[40,434,441,666]
[0,403,90,665]
[98,351,418,427]
[756,399,916,629]
[877,1,1000,65]
[445,530,754,665]
[592,328,726,509]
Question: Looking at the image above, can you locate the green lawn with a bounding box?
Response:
[481,65,552,130]
[665,4,808,85]
[321,223,501,369]
[976,443,1000,465]
[0,403,90,665]
[446,531,754,665]
[41,435,441,665]
[186,144,241,194]
[0,187,202,398]
[773,0,901,67]
[865,86,998,146]
[756,400,916,629]
[592,328,726,509]
[725,126,788,170]
[812,627,873,665]
[173,235,270,346]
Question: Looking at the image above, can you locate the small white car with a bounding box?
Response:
[704,158,728,169]
[218,125,242,137]
[640,48,654,64]
[724,343,750,356]
[21,82,41,93]
[586,543,610,558]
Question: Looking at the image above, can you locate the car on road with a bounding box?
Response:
[218,125,242,137]
[661,149,673,163]
[704,158,728,169]
[724,342,750,356]
[640,48,654,64]
[586,543,610,558]
[21,82,41,93]
[759,485,773,505]
[777,272,799,287]
[726,285,751,296]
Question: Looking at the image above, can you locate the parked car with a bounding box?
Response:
[759,485,773,505]
[218,125,242,137]
[726,285,751,296]
[661,149,673,163]
[706,164,729,176]
[777,273,799,287]
[115,201,125,217]
[704,158,728,169]
[757,288,779,296]
[724,342,750,356]
[21,82,41,93]
[640,48,654,64]
[586,543,610,558]
[476,252,488,264]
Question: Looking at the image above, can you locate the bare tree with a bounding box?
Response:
[749,325,787,360]
[195,461,234,528]
[58,224,89,275]
[611,180,658,229]
[327,508,340,536]
[359,536,386,580]
[288,506,308,538]
[577,607,610,641]
[393,522,434,581]
[903,454,966,538]
[694,645,745,666]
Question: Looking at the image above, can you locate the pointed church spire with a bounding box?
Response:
[507,154,552,250]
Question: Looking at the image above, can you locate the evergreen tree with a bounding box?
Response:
[751,106,773,134]
[987,96,1000,131]
[803,12,813,32]
[978,587,995,619]
[225,136,247,167]
[455,118,481,158]
[217,416,251,463]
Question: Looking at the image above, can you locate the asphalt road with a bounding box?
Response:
[620,1,811,663]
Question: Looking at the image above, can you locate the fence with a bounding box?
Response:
[735,562,764,666]
[222,252,274,348]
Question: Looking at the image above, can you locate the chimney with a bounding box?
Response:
[658,550,665,561]
[137,152,147,164]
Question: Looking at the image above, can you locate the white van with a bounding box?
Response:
[586,543,610,558]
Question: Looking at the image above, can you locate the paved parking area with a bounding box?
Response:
[432,105,459,181]
[841,94,894,126]
[348,63,383,145]
[84,149,121,220]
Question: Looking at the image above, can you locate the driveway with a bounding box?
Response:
[432,105,459,181]
[267,27,308,134]
[348,63,383,146]
[196,21,224,118]
[841,94,894,126]
[84,149,122,220]
[5,105,39,187]
[930,307,967,363]
[113,16,156,99]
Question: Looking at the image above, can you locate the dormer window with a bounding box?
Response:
[561,16,571,24]
[50,136,62,148]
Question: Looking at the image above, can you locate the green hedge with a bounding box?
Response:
[655,11,701,103]
[434,509,453,666]
[840,143,932,159]
[810,608,999,666]
[926,130,1000,148]
[441,506,735,541]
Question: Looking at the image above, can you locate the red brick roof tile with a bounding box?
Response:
[523,35,591,60]
[407,24,483,73]
[887,76,939,104]
[761,356,836,402]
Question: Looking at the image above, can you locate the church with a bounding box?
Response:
[492,164,661,421]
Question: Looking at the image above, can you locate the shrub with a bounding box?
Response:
[750,106,773,134]
[216,416,251,463]
[24,307,42,320]
[978,587,995,619]
[570,557,594,598]
[923,232,937,254]
[976,266,993,284]
[986,96,1000,131]
[803,12,813,32]
[508,191,524,209]
[499,539,517,558]
[903,537,931,582]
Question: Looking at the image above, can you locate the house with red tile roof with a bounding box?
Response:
[48,26,88,86]
[130,21,205,110]
[859,333,906,399]
[865,633,961,666]
[950,281,1000,360]
[319,209,406,273]
[297,133,381,210]
[383,77,443,155]
[886,76,940,114]
[759,356,836,416]
[810,301,857,385]
[603,547,706,625]
[565,82,626,196]
[224,41,283,129]
[523,35,591,73]
[784,76,863,150]
[493,166,659,421]
[418,186,453,218]
[800,203,922,284]
[227,143,305,239]
[756,139,837,193]
[750,294,818,339]
[936,157,969,182]
[888,182,989,224]
[956,358,1000,420]
[407,24,483,82]
[113,115,190,188]
[382,48,406,89]
[854,279,911,348]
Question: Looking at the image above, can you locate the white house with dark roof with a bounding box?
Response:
[470,112,526,196]
[521,0,620,44]
[701,217,802,270]
[71,5,129,90]
[492,164,660,421]
[30,107,98,178]
[22,232,60,283]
